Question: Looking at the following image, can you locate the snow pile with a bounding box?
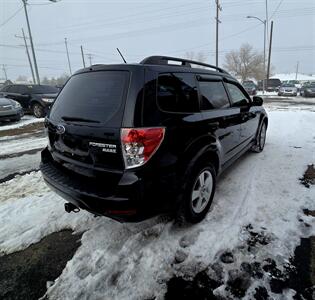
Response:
[272,73,315,82]
[0,136,47,157]
[0,152,41,181]
[0,172,94,253]
[0,115,44,131]
[0,111,314,299]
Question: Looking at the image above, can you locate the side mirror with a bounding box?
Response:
[252,96,263,106]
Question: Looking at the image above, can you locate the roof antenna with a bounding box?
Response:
[116,48,127,64]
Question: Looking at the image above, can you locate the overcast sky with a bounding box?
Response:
[0,0,314,81]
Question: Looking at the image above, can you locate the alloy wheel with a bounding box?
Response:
[191,170,213,214]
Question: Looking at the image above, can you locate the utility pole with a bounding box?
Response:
[215,0,222,67]
[80,45,86,68]
[265,0,269,42]
[247,16,266,94]
[87,54,93,66]
[2,65,8,81]
[22,0,40,85]
[20,28,36,84]
[64,38,72,75]
[295,62,299,80]
[266,20,273,90]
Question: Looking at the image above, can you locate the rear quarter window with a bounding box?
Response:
[157,73,199,113]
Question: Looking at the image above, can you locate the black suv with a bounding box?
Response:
[1,84,59,118]
[40,56,268,223]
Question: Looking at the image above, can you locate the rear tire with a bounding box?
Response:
[32,103,45,118]
[176,162,216,224]
[251,121,267,153]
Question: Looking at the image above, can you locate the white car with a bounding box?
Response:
[278,84,298,96]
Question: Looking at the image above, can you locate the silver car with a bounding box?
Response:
[0,96,24,123]
[278,83,298,96]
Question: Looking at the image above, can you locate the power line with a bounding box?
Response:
[270,0,285,19]
[0,6,23,28]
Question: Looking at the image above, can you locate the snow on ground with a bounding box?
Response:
[257,91,278,97]
[0,115,43,132]
[0,152,40,181]
[271,73,315,82]
[0,172,94,253]
[0,110,314,299]
[0,135,47,157]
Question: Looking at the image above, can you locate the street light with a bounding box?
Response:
[247,15,267,94]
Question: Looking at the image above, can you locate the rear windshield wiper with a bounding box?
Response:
[61,116,100,123]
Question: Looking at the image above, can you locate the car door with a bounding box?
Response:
[3,85,18,101]
[225,82,260,147]
[5,85,25,106]
[197,75,242,164]
[16,85,31,108]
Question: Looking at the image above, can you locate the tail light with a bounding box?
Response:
[121,127,165,169]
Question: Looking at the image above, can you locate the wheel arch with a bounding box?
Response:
[29,99,42,109]
[178,136,221,177]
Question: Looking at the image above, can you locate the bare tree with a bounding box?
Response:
[185,51,207,63]
[15,75,30,83]
[41,73,70,87]
[224,43,265,82]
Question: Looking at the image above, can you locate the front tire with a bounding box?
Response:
[251,121,267,153]
[176,163,216,223]
[32,103,45,118]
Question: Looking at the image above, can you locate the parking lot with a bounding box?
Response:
[0,97,314,299]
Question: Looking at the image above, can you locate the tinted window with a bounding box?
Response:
[199,81,229,110]
[16,85,29,94]
[7,85,17,93]
[28,85,59,94]
[50,71,129,125]
[226,83,249,107]
[1,86,9,92]
[267,79,281,87]
[157,73,199,113]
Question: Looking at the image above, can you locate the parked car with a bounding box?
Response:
[258,78,282,92]
[40,56,268,223]
[0,96,24,123]
[301,82,315,97]
[0,84,59,118]
[242,81,257,95]
[278,83,298,96]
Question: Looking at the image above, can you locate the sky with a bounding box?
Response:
[0,0,314,81]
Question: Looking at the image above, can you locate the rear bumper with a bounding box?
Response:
[278,91,297,96]
[40,148,174,221]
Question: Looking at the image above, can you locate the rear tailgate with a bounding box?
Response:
[47,70,130,172]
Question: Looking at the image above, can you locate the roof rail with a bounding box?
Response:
[140,56,229,74]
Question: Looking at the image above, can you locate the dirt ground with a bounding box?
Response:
[0,230,82,300]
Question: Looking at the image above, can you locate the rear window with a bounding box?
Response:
[28,85,59,94]
[268,79,281,86]
[50,71,129,125]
